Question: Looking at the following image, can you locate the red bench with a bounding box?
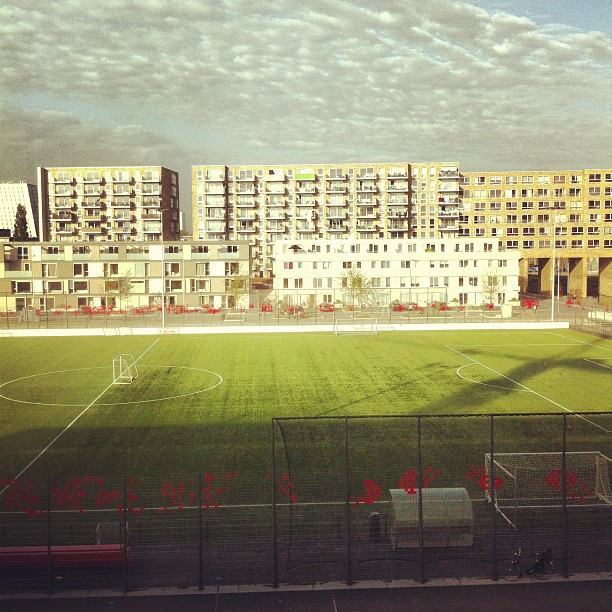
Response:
[0,544,130,568]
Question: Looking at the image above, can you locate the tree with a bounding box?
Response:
[481,268,504,305]
[104,270,132,309]
[226,274,250,310]
[13,204,29,241]
[340,269,374,315]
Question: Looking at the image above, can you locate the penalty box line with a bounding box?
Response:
[446,345,611,434]
[0,338,161,497]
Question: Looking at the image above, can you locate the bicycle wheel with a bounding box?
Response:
[500,560,521,581]
[531,560,553,580]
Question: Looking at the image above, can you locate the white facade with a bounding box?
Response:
[0,182,39,239]
[272,238,520,307]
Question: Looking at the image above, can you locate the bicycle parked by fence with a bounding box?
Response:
[500,547,554,581]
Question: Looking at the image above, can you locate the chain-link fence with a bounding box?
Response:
[1,413,610,594]
[1,291,610,337]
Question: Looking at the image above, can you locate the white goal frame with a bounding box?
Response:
[484,451,612,527]
[333,317,378,336]
[112,354,138,385]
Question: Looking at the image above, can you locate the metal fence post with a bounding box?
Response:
[417,415,425,584]
[198,472,203,590]
[344,417,353,585]
[122,475,128,594]
[47,477,53,595]
[271,419,278,588]
[562,415,569,578]
[489,415,497,581]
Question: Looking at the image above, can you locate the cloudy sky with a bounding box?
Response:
[0,0,610,225]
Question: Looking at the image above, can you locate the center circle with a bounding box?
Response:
[0,365,223,407]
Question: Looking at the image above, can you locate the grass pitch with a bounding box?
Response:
[0,329,610,500]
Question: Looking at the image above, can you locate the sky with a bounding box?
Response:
[0,0,610,229]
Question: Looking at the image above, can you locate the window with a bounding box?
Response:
[73,263,88,277]
[42,263,57,277]
[195,262,210,276]
[469,277,478,286]
[507,227,518,236]
[12,281,32,293]
[489,189,501,198]
[17,246,29,260]
[505,175,518,185]
[521,175,534,184]
[164,262,180,276]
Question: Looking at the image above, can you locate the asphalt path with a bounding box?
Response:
[4,580,611,612]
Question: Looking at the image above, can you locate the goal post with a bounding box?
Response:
[484,451,612,526]
[333,317,378,336]
[112,354,138,385]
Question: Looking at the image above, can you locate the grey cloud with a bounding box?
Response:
[0,0,610,177]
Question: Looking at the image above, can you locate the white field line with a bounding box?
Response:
[0,338,161,497]
[584,359,612,370]
[447,345,611,433]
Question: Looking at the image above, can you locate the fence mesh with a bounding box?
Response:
[0,413,610,594]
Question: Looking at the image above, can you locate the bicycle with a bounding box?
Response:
[500,547,554,581]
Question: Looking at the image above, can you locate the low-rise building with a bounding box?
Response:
[272,238,520,308]
[0,240,251,314]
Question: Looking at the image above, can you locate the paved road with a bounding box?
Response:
[4,580,611,612]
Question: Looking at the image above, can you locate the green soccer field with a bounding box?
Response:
[0,328,610,497]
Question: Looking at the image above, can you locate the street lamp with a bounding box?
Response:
[160,208,170,329]
[551,206,559,322]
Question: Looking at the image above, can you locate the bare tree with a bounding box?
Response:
[226,274,250,310]
[340,269,374,315]
[481,268,504,306]
[104,270,132,309]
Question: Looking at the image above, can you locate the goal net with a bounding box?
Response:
[484,451,612,526]
[333,317,378,335]
[112,354,138,385]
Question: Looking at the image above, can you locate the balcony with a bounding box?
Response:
[111,199,132,209]
[236,200,256,208]
[53,198,74,209]
[438,210,460,219]
[52,212,74,221]
[237,225,257,234]
[356,210,377,219]
[356,184,377,193]
[81,226,105,235]
[266,210,286,220]
[141,211,160,220]
[236,213,257,222]
[82,175,101,183]
[265,172,285,181]
[438,184,461,193]
[82,199,103,209]
[141,173,160,182]
[326,182,346,193]
[296,184,316,194]
[356,224,377,232]
[55,227,75,235]
[143,224,162,233]
[142,187,160,196]
[267,225,286,233]
[205,185,226,195]
[113,224,132,233]
[235,186,256,195]
[439,225,459,232]
[327,225,346,232]
[236,175,255,182]
[387,181,409,191]
[439,170,460,179]
[326,211,346,220]
[296,198,317,206]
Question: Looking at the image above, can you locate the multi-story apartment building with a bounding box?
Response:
[0,182,39,239]
[192,164,612,302]
[272,238,520,308]
[37,166,180,243]
[0,240,250,313]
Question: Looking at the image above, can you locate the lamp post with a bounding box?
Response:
[160,209,169,329]
[551,207,557,322]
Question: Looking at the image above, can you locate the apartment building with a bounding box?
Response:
[37,166,180,243]
[0,182,39,239]
[192,164,612,302]
[0,240,251,313]
[272,238,520,308]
